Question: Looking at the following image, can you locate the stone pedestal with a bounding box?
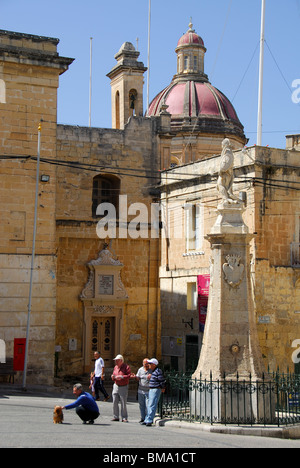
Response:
[191,203,275,423]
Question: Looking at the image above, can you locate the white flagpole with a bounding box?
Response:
[89,37,93,127]
[257,0,266,146]
[22,122,42,390]
[147,0,151,116]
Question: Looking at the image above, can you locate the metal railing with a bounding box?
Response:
[159,371,300,427]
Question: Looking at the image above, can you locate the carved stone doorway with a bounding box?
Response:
[80,245,128,373]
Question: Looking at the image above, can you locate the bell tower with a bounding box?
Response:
[107,42,147,129]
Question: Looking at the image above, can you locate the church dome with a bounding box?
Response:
[147,22,246,143]
[176,22,205,48]
[148,81,240,123]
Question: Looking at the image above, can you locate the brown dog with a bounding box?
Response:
[53,406,64,424]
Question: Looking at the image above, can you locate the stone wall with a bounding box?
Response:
[255,260,300,371]
[0,30,72,384]
[55,118,161,375]
[253,147,300,371]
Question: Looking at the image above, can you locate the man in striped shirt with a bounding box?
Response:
[143,358,166,426]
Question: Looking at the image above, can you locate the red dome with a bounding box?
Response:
[177,30,205,48]
[176,22,205,49]
[148,80,240,122]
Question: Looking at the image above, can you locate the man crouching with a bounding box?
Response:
[60,383,100,424]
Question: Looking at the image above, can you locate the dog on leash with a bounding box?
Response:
[53,406,64,424]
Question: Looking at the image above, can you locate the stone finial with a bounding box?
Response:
[188,18,194,32]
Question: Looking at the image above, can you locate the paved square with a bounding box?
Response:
[1,388,300,450]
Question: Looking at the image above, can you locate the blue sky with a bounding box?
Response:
[1,0,300,149]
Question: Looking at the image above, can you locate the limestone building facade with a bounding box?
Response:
[0,30,73,384]
[159,143,300,373]
[0,30,162,384]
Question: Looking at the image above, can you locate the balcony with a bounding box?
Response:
[291,243,300,268]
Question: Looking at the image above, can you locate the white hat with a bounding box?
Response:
[113,354,124,361]
[147,358,158,366]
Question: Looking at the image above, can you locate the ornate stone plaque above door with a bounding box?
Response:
[80,244,128,372]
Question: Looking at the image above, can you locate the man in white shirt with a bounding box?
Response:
[93,351,110,402]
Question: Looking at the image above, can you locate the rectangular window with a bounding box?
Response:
[187,282,197,310]
[92,175,120,218]
[185,204,203,252]
[193,56,198,71]
[184,55,188,70]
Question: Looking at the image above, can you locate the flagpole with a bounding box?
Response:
[89,37,93,127]
[257,0,266,146]
[147,0,151,116]
[22,122,42,390]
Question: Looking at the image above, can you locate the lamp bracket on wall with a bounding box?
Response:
[182,318,194,330]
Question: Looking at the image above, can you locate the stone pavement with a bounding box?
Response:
[158,418,300,440]
[1,382,300,450]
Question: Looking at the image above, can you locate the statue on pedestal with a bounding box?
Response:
[217,138,240,207]
[190,139,274,423]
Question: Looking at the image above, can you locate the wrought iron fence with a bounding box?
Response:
[158,371,300,426]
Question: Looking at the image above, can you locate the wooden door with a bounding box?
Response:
[91,317,115,366]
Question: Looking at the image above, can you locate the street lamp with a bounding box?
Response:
[22,122,42,390]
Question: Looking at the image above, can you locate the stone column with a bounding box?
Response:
[194,204,266,380]
[190,202,275,423]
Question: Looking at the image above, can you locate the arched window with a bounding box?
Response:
[92,174,120,218]
[170,156,180,168]
[0,79,6,104]
[129,89,137,116]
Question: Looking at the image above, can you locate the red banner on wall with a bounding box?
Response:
[197,275,210,332]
